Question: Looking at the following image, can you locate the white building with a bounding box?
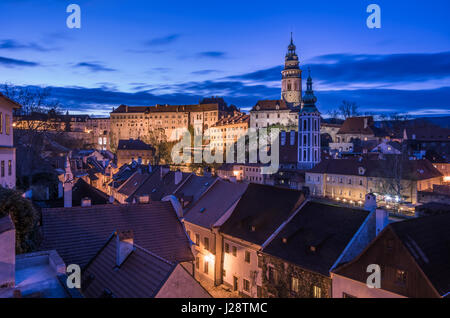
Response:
[297,71,321,170]
[0,93,20,189]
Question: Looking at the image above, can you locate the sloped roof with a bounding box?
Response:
[337,117,375,135]
[184,180,248,229]
[82,233,176,298]
[390,214,450,296]
[0,92,22,109]
[40,202,194,268]
[262,201,370,276]
[112,103,221,114]
[173,174,218,211]
[404,127,450,141]
[126,167,190,202]
[212,114,249,127]
[220,184,305,245]
[117,171,151,197]
[251,100,290,112]
[309,158,442,181]
[118,139,153,151]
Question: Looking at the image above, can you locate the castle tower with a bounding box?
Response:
[281,33,302,107]
[298,69,321,170]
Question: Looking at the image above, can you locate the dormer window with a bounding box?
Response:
[358,167,366,175]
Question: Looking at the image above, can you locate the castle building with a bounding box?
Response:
[249,35,302,130]
[298,70,321,170]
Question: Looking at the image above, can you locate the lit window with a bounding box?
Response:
[313,286,322,298]
[291,277,299,293]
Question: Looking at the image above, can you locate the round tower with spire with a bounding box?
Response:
[281,33,302,107]
[298,69,321,170]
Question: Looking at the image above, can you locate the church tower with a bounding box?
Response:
[281,33,302,107]
[298,69,321,170]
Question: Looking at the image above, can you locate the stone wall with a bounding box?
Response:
[259,253,331,298]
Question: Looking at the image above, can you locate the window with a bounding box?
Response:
[244,251,251,263]
[223,269,226,277]
[243,279,250,292]
[396,269,407,284]
[268,267,276,284]
[257,286,263,298]
[313,286,322,298]
[232,246,237,257]
[7,160,11,176]
[1,161,4,177]
[233,277,238,291]
[195,234,200,245]
[5,114,10,135]
[195,257,199,269]
[204,237,210,251]
[225,243,230,253]
[291,277,299,293]
[204,260,209,274]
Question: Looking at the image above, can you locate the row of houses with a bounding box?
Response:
[17,156,447,298]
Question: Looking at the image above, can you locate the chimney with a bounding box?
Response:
[148,163,152,173]
[109,195,115,204]
[364,118,368,129]
[160,166,170,180]
[364,193,377,213]
[63,181,72,208]
[116,231,134,267]
[81,197,91,207]
[375,208,389,235]
[203,167,211,177]
[138,195,150,204]
[175,170,182,185]
[0,215,15,288]
[229,176,237,183]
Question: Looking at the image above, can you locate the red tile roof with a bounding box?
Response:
[337,116,375,135]
[112,103,221,113]
[251,100,290,112]
[40,202,194,268]
[212,114,249,127]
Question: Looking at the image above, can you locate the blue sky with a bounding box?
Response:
[1,0,450,116]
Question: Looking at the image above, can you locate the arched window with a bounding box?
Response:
[287,81,292,90]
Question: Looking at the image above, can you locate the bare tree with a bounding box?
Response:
[1,83,63,189]
[338,100,359,119]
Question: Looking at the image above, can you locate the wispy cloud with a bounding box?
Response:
[144,34,181,47]
[196,51,227,59]
[74,62,116,72]
[0,56,39,67]
[0,39,57,52]
[227,52,450,88]
[191,69,222,75]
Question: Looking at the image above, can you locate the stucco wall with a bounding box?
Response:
[156,264,211,298]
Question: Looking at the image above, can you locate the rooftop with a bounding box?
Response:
[220,183,305,245]
[40,202,194,268]
[262,201,370,276]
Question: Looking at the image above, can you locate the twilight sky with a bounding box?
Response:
[1,0,450,116]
